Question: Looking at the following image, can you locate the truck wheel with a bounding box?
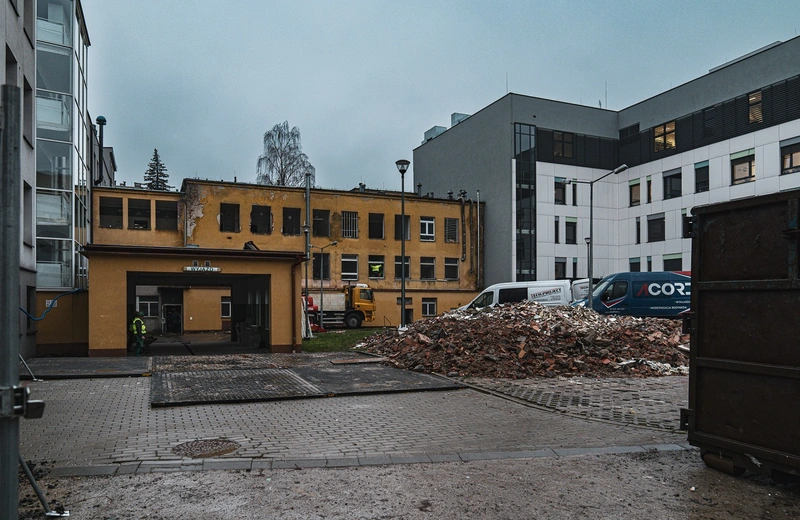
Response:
[345,314,362,328]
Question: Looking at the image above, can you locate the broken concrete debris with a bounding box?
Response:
[358,301,689,379]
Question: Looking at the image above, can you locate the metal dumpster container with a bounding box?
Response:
[681,189,800,480]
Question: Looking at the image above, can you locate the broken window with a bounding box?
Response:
[155,200,178,230]
[368,213,384,239]
[219,203,239,232]
[444,218,459,243]
[128,199,150,230]
[250,205,271,234]
[283,207,301,235]
[312,209,330,237]
[99,196,122,228]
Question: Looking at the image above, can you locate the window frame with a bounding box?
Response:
[695,164,709,192]
[312,252,331,280]
[420,216,435,242]
[341,254,358,281]
[554,216,559,244]
[221,296,231,318]
[394,214,410,241]
[554,177,567,205]
[731,154,756,185]
[421,298,437,317]
[629,181,640,207]
[282,207,301,235]
[99,196,122,228]
[128,198,151,230]
[653,121,676,152]
[553,131,574,158]
[368,255,385,279]
[748,91,763,124]
[554,257,567,280]
[137,295,159,318]
[663,170,682,200]
[420,256,435,280]
[647,213,666,243]
[565,220,577,245]
[368,213,384,239]
[219,203,240,233]
[250,205,271,234]
[341,211,359,238]
[781,143,800,175]
[444,257,459,280]
[394,255,410,280]
[155,200,178,230]
[444,218,459,243]
[312,209,330,237]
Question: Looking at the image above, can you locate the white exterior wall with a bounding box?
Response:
[539,119,800,279]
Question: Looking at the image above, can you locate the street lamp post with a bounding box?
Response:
[310,241,337,329]
[302,224,310,297]
[570,164,628,310]
[396,159,410,328]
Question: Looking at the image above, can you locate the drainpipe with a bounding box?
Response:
[291,255,306,351]
[94,116,106,186]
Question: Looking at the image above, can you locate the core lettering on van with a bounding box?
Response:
[635,282,691,297]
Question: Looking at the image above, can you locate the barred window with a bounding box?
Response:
[444,218,459,243]
[342,211,358,238]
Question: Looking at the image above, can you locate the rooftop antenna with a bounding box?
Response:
[605,81,608,110]
[506,72,509,94]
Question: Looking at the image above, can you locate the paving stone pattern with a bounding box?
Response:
[462,375,688,431]
[20,378,683,471]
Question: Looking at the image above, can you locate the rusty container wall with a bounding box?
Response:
[686,189,800,477]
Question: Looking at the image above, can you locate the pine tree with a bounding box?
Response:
[144,148,172,190]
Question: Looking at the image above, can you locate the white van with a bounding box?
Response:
[461,280,574,310]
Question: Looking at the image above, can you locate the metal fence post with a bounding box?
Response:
[0,84,22,520]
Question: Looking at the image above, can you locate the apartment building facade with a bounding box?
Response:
[414,37,800,286]
[2,0,37,358]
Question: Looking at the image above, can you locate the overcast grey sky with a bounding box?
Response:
[80,0,798,192]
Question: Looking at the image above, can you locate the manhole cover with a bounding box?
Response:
[172,438,241,458]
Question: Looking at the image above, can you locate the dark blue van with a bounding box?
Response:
[574,271,691,318]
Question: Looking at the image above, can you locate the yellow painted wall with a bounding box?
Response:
[35,290,89,356]
[183,287,229,332]
[93,187,184,247]
[183,181,483,326]
[370,289,479,328]
[85,252,301,356]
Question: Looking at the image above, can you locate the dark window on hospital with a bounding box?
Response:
[553,131,573,158]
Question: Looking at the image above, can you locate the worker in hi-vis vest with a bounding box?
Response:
[130,311,147,356]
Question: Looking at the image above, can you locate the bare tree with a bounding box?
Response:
[143,148,173,190]
[256,121,315,186]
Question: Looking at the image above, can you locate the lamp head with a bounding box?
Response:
[612,164,628,175]
[395,159,410,175]
[584,237,591,245]
[96,115,107,126]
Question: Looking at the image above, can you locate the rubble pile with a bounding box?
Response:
[358,302,689,379]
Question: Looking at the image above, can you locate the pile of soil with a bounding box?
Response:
[358,302,689,379]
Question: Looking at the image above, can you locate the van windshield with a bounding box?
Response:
[592,280,610,298]
[470,291,494,309]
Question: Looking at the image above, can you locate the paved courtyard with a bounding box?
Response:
[18,360,690,476]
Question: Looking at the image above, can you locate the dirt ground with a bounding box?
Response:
[18,450,800,520]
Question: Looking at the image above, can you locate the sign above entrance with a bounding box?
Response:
[183,266,221,272]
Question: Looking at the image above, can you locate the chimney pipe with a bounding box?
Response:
[94,115,106,185]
